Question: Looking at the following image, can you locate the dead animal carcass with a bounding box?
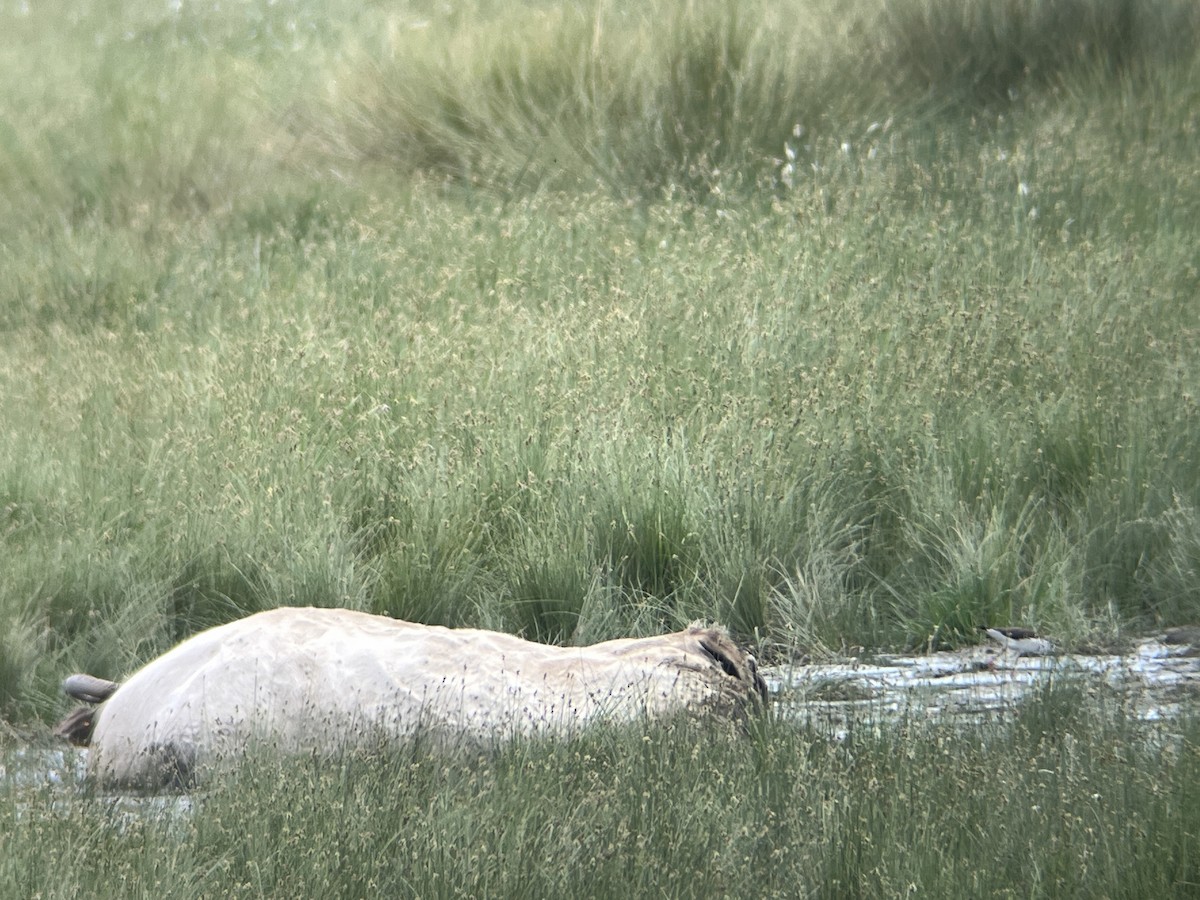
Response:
[57,606,765,789]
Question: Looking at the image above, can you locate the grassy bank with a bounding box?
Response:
[4,687,1199,897]
[0,0,1199,725]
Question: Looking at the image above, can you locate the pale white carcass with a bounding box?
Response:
[57,607,765,789]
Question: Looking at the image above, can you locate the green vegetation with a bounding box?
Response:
[5,688,1199,897]
[0,0,1198,724]
[3,0,1200,893]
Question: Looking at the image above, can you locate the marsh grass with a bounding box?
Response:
[0,0,1198,721]
[882,0,1200,102]
[4,691,1198,898]
[319,0,1200,197]
[321,0,821,195]
[2,0,1197,893]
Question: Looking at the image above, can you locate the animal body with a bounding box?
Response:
[57,607,765,789]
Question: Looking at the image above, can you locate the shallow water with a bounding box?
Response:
[762,637,1200,737]
[0,744,87,789]
[0,742,195,825]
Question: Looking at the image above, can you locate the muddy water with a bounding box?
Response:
[4,636,1199,795]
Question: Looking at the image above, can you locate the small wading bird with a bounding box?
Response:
[980,625,1057,659]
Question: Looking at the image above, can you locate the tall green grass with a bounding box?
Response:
[4,691,1198,897]
[0,0,1199,722]
[3,3,1200,892]
[320,0,1200,195]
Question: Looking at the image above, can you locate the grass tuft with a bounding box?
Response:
[882,0,1200,103]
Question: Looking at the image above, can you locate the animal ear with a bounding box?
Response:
[55,706,97,746]
[698,637,743,681]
